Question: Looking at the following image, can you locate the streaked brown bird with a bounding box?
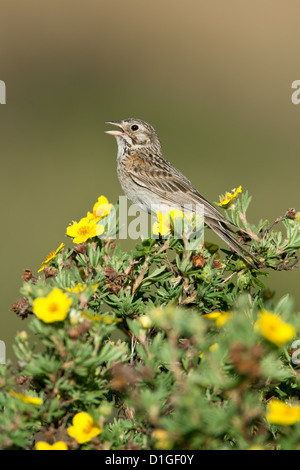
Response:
[105,118,261,268]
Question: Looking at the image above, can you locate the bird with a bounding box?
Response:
[105,118,261,268]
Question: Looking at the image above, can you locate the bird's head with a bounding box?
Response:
[105,118,161,149]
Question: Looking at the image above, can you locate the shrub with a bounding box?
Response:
[2,191,300,450]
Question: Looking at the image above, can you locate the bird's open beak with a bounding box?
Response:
[105,121,125,137]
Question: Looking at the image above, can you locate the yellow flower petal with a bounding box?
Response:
[66,217,98,244]
[86,210,101,222]
[203,311,232,327]
[203,312,221,320]
[152,211,170,236]
[218,185,242,207]
[38,243,64,272]
[168,209,184,221]
[152,209,184,236]
[139,315,152,329]
[66,283,98,294]
[254,311,295,347]
[266,399,300,426]
[68,412,102,444]
[33,288,72,323]
[152,429,173,450]
[9,390,43,406]
[93,196,112,219]
[35,441,68,450]
[96,224,105,237]
[215,312,232,328]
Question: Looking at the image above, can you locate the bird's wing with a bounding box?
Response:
[123,154,262,267]
[125,154,235,226]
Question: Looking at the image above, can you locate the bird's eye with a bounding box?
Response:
[131,124,139,131]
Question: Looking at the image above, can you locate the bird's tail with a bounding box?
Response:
[205,218,262,269]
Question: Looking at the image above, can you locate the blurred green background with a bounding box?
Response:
[0,0,299,360]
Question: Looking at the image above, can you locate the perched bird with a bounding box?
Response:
[105,118,260,268]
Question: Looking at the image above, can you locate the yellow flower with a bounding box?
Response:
[152,209,184,236]
[80,311,100,322]
[254,310,295,347]
[9,390,43,406]
[66,283,98,294]
[67,412,102,444]
[81,312,121,324]
[266,399,300,426]
[218,185,242,208]
[152,429,173,449]
[87,196,112,222]
[216,312,232,327]
[35,441,68,450]
[38,243,64,272]
[33,288,72,323]
[203,312,221,320]
[17,331,28,340]
[199,343,219,359]
[99,403,112,417]
[93,195,112,218]
[139,315,152,329]
[66,216,103,244]
[204,311,232,328]
[152,212,170,236]
[169,209,184,220]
